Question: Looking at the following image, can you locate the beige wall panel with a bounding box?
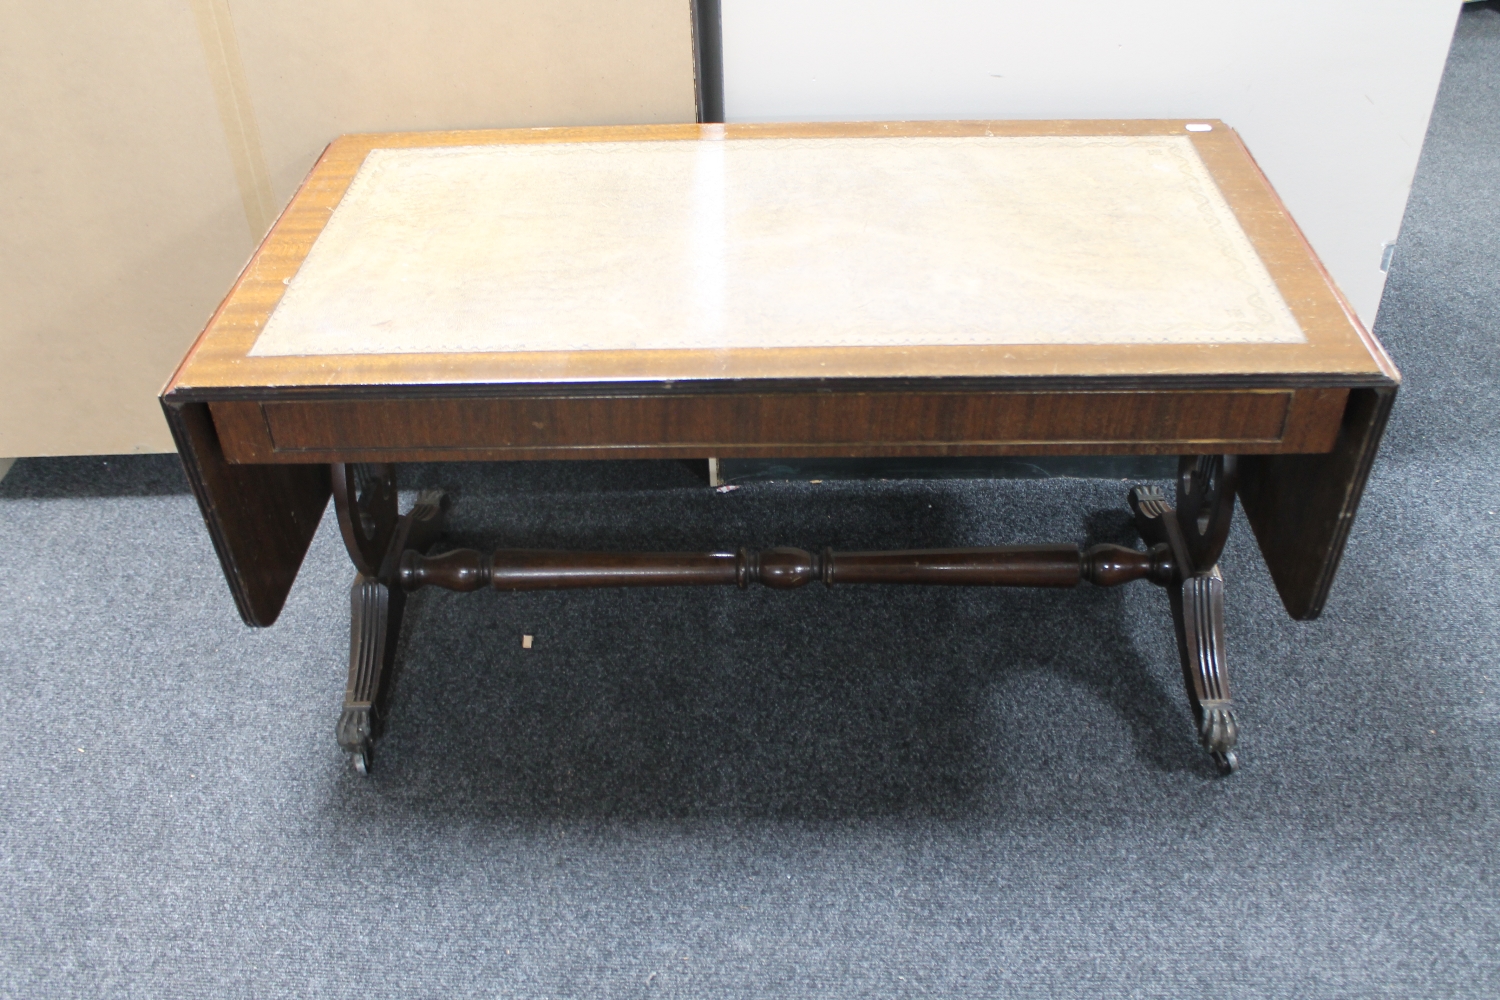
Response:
[0,0,695,458]
[0,0,255,456]
[227,0,699,207]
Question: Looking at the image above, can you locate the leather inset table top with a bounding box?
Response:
[248,134,1304,358]
[166,121,1397,390]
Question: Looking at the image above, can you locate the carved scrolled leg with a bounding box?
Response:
[1171,567,1238,775]
[1131,456,1241,775]
[338,572,404,774]
[333,473,449,775]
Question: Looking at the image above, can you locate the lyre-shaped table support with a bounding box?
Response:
[332,463,448,774]
[331,457,1242,776]
[1130,456,1241,774]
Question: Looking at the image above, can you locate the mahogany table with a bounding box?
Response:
[162,120,1398,776]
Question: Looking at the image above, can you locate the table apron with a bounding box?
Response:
[209,388,1349,463]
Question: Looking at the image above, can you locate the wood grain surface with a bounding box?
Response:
[160,120,1400,627]
[1238,386,1398,619]
[163,120,1398,396]
[207,387,1347,464]
[161,400,330,625]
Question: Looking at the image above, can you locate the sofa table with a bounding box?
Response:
[161,120,1398,776]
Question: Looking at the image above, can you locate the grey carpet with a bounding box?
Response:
[2,10,1497,997]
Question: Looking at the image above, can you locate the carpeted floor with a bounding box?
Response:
[2,10,1497,998]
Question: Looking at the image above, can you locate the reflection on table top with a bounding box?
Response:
[250,135,1303,358]
[167,121,1397,394]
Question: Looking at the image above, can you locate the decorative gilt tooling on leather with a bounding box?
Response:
[250,134,1304,357]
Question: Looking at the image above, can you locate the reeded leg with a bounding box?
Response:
[332,468,448,775]
[1170,567,1238,774]
[1131,455,1241,775]
[338,573,405,774]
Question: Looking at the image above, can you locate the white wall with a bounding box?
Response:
[721,1,1461,327]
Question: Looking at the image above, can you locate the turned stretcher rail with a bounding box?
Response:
[397,543,1176,593]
